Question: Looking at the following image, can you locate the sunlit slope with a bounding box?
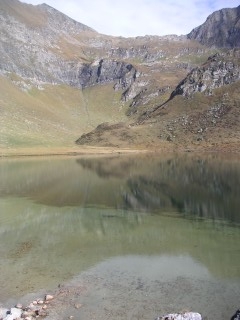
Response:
[0,76,128,149]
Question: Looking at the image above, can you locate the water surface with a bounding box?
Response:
[0,154,239,319]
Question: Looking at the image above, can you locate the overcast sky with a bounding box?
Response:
[21,0,240,37]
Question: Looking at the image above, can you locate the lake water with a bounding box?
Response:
[0,153,239,320]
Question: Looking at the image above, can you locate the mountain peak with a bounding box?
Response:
[37,1,96,33]
[0,0,96,32]
[187,6,240,48]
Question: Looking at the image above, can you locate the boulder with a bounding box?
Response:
[3,308,22,320]
[0,308,9,319]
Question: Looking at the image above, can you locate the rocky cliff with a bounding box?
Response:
[188,6,240,48]
[78,59,137,93]
[169,50,240,99]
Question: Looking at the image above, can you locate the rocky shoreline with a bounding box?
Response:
[0,293,204,320]
[0,293,203,320]
[0,298,203,320]
[0,295,54,320]
[1,292,239,320]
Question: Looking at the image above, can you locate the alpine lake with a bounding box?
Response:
[0,153,239,320]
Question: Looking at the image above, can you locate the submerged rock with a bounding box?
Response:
[156,312,202,320]
[231,309,240,320]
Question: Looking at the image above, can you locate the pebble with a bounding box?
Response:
[45,294,54,301]
[27,303,35,309]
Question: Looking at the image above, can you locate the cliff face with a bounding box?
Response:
[170,50,240,99]
[78,59,137,91]
[188,6,240,48]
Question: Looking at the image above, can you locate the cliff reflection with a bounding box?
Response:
[0,154,240,223]
[78,154,240,223]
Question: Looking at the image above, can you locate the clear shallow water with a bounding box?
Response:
[0,154,239,319]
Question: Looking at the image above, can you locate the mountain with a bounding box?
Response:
[0,0,240,153]
[188,6,240,48]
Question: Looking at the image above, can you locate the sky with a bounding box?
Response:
[22,0,240,37]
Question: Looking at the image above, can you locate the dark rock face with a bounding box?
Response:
[170,50,240,98]
[187,6,240,48]
[78,59,137,89]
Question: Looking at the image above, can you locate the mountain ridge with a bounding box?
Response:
[188,5,240,48]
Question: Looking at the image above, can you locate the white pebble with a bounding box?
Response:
[45,294,54,301]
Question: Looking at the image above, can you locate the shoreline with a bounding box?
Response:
[0,146,150,158]
[1,141,240,158]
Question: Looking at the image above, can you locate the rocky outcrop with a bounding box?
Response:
[76,122,126,145]
[187,6,240,48]
[78,59,137,90]
[169,50,240,98]
[108,46,166,63]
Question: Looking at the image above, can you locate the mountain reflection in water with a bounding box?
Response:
[78,154,240,223]
[0,154,240,223]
